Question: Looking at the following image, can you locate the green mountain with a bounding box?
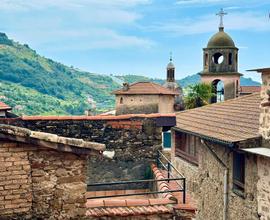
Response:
[0,33,119,115]
[115,73,261,88]
[0,33,260,116]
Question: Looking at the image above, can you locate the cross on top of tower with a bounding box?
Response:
[216,8,227,30]
[170,52,173,62]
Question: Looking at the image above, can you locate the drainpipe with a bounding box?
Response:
[201,140,229,220]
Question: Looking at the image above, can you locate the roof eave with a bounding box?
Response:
[172,127,235,147]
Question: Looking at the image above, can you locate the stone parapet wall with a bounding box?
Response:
[0,140,88,219]
[1,115,167,184]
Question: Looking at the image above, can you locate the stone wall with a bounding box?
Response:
[257,155,270,220]
[0,140,88,219]
[3,116,164,186]
[172,130,259,220]
[260,71,270,144]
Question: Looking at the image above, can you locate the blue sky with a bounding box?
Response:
[0,0,269,82]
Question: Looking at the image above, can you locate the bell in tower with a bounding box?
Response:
[200,8,242,103]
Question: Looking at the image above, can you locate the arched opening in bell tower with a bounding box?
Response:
[212,52,224,64]
[211,79,224,103]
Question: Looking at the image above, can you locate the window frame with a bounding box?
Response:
[175,132,199,166]
[232,150,246,197]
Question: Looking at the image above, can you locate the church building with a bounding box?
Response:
[113,56,183,115]
[200,9,242,103]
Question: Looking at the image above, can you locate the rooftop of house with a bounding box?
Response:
[112,82,179,95]
[0,124,105,154]
[175,92,261,144]
[247,67,270,73]
[0,101,12,111]
[240,86,261,94]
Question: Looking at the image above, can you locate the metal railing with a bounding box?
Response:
[87,150,186,204]
[156,150,186,204]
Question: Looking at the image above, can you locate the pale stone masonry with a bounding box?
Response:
[257,156,270,219]
[258,68,270,142]
[0,125,104,219]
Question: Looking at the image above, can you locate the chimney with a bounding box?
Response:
[122,83,129,91]
[250,68,270,144]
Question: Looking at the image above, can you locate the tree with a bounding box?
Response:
[184,83,214,109]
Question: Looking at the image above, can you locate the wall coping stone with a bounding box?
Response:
[20,113,176,121]
[0,124,105,153]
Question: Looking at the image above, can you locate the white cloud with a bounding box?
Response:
[0,0,151,11]
[176,0,228,5]
[147,11,270,35]
[1,0,153,50]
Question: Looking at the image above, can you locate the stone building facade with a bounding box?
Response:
[171,66,270,220]
[0,124,105,219]
[171,133,259,220]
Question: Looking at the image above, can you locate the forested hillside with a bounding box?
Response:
[0,33,260,116]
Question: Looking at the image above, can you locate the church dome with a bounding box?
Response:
[207,28,236,48]
[167,61,175,69]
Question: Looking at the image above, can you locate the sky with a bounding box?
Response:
[0,0,269,82]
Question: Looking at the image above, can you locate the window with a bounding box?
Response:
[175,132,198,165]
[162,131,171,149]
[233,151,245,196]
[120,97,123,104]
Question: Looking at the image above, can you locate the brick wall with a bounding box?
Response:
[0,140,88,219]
[0,142,32,217]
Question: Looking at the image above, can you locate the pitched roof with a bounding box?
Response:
[112,82,178,95]
[240,86,261,94]
[175,93,261,144]
[0,101,11,111]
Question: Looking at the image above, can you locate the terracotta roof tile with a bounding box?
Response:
[0,101,11,111]
[86,205,172,217]
[112,82,178,95]
[240,86,261,94]
[22,113,176,121]
[175,93,261,143]
[151,164,176,201]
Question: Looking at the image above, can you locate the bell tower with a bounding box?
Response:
[167,52,175,82]
[201,9,242,103]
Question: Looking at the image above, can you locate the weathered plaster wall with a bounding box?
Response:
[6,117,163,185]
[172,131,259,220]
[115,94,175,115]
[0,140,88,219]
[257,156,270,220]
[158,95,175,114]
